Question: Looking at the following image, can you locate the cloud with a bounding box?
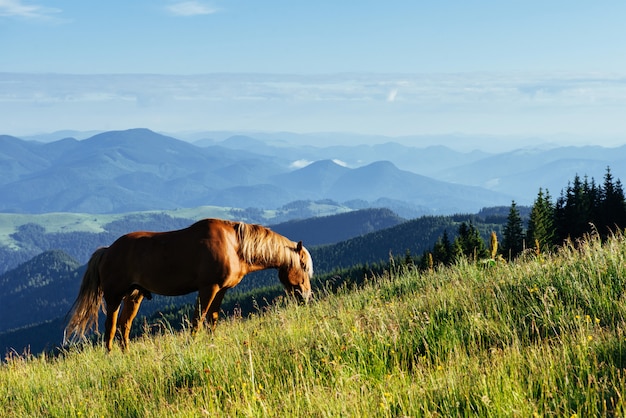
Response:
[166,1,217,16]
[386,88,398,102]
[332,159,349,167]
[0,0,61,20]
[3,72,626,137]
[290,159,312,169]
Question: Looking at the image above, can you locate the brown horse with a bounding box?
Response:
[65,218,313,351]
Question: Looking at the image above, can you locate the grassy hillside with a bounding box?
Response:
[3,232,626,416]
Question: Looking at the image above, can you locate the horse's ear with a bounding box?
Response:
[296,241,303,252]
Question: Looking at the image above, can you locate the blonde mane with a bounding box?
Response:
[234,221,311,273]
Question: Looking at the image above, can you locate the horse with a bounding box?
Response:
[65,218,313,351]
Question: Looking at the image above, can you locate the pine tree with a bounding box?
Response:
[527,188,555,251]
[453,221,488,261]
[432,229,453,266]
[501,200,525,260]
[555,175,593,241]
[600,166,626,236]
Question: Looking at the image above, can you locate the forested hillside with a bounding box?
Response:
[271,208,405,246]
[0,251,82,334]
[311,214,503,273]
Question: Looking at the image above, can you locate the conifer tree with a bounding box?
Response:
[502,200,524,260]
[453,221,488,260]
[555,175,591,242]
[527,188,555,251]
[599,166,626,235]
[432,229,453,266]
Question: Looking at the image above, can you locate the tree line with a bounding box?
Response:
[421,167,626,267]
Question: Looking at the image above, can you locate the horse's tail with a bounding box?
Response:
[65,247,107,342]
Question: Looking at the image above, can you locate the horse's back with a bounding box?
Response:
[100,218,240,296]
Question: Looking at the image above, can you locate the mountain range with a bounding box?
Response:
[0,128,509,216]
[3,129,625,217]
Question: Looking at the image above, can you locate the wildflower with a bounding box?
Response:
[587,336,593,342]
[595,317,600,324]
[490,232,498,260]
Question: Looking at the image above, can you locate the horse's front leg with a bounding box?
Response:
[118,290,144,350]
[207,288,228,330]
[192,284,221,332]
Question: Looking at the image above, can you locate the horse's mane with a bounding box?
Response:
[234,221,311,273]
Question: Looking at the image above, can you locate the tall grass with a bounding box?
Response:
[3,232,626,416]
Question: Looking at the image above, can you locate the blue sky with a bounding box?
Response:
[2,0,625,74]
[1,0,626,144]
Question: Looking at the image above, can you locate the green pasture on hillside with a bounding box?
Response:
[3,232,626,416]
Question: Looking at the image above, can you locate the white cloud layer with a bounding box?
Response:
[0,0,60,19]
[2,72,626,138]
[166,1,217,16]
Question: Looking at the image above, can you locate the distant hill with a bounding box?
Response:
[0,129,289,213]
[270,159,510,215]
[271,208,405,246]
[0,250,82,333]
[436,145,626,203]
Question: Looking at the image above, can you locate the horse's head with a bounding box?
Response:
[279,241,313,302]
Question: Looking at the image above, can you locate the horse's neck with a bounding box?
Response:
[245,250,293,275]
[244,251,286,272]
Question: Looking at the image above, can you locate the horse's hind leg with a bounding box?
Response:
[104,297,122,352]
[119,289,144,350]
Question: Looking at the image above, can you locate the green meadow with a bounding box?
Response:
[3,232,626,417]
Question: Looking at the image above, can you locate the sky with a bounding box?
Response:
[1,0,626,145]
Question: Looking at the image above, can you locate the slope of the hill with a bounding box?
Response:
[2,232,626,416]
